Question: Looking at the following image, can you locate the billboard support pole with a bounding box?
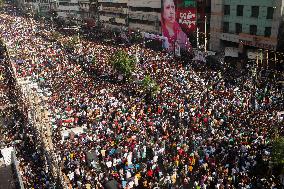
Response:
[260,49,263,68]
[266,50,269,69]
[197,27,199,49]
[256,49,259,68]
[205,16,207,52]
[274,52,277,69]
[174,40,176,57]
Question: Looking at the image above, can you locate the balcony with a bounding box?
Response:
[99,6,127,14]
[98,0,127,3]
[57,5,79,11]
[128,10,159,22]
[115,17,126,24]
[79,5,89,12]
[78,0,89,3]
[100,15,111,22]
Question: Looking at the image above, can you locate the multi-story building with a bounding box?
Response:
[16,0,51,16]
[210,0,284,53]
[78,0,90,20]
[56,0,80,20]
[98,0,128,30]
[128,0,161,33]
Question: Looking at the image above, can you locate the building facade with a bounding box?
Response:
[98,0,128,30]
[56,0,80,19]
[210,0,284,53]
[78,0,90,20]
[128,0,161,33]
[16,0,51,16]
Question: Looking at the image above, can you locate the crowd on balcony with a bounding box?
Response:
[0,5,284,189]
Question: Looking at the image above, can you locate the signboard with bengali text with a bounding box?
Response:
[161,0,196,53]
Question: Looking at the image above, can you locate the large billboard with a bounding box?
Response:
[161,0,196,54]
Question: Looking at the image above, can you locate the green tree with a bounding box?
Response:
[110,50,136,80]
[70,35,80,45]
[51,31,61,41]
[141,75,160,98]
[64,35,79,51]
[272,137,284,166]
[91,55,97,66]
[272,137,284,168]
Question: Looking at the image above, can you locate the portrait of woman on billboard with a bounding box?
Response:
[161,0,192,52]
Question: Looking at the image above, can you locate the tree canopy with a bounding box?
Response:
[272,137,284,167]
[141,75,160,98]
[109,50,135,80]
[50,31,61,42]
[63,35,79,51]
[91,55,96,66]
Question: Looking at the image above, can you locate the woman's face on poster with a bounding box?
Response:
[163,0,176,24]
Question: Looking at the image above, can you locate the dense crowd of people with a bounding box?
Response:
[1,4,284,189]
[0,39,55,188]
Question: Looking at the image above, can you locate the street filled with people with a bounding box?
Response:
[0,4,284,189]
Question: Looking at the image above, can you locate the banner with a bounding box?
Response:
[193,50,206,62]
[247,51,258,60]
[161,0,196,53]
[176,8,196,33]
[224,47,239,57]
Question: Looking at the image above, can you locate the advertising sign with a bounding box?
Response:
[161,0,196,53]
[224,47,239,58]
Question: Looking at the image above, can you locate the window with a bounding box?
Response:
[250,25,257,35]
[264,27,271,37]
[235,23,242,34]
[251,6,259,18]
[223,22,229,33]
[224,5,230,15]
[59,2,68,6]
[237,5,243,16]
[267,7,274,19]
